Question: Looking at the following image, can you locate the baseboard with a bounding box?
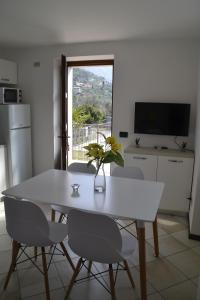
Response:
[188,232,200,241]
[188,213,200,240]
[158,209,187,217]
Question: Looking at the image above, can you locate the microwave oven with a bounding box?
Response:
[0,87,22,104]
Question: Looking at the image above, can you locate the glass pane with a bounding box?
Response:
[68,65,113,175]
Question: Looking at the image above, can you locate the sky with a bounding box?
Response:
[83,66,113,83]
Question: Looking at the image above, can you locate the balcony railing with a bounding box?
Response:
[72,122,111,161]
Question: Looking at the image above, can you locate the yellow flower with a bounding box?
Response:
[111,143,122,151]
[106,136,116,145]
[88,147,104,159]
[84,134,124,168]
[84,143,102,150]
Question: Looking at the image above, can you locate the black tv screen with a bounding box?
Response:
[134,102,190,136]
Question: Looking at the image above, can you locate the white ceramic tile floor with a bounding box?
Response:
[172,230,200,248]
[160,280,197,300]
[0,203,200,299]
[166,248,200,279]
[145,257,187,290]
[147,234,188,257]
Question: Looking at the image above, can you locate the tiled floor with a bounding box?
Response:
[0,202,200,300]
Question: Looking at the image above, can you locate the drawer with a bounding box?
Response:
[124,153,157,181]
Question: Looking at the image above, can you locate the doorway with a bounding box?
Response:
[67,60,114,175]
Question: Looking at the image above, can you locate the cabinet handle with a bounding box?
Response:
[133,156,147,160]
[1,77,10,82]
[168,159,183,163]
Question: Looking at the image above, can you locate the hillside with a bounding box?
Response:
[72,67,112,116]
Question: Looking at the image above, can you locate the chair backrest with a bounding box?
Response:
[3,197,51,247]
[68,209,123,264]
[112,166,144,180]
[68,162,96,174]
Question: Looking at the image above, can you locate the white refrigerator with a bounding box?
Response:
[0,104,32,186]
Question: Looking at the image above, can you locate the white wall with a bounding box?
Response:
[0,40,199,174]
[190,53,200,236]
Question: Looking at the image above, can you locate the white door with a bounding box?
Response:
[9,128,32,186]
[9,104,31,129]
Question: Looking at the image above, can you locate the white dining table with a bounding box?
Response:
[2,169,164,300]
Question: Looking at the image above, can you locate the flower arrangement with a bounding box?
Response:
[84,133,124,174]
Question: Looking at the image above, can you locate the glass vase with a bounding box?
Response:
[94,164,106,193]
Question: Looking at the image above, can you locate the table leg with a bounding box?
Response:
[152,215,159,257]
[136,220,147,300]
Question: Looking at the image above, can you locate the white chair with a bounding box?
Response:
[51,162,96,222]
[112,166,159,257]
[68,162,96,174]
[112,166,144,180]
[65,209,137,300]
[3,197,75,300]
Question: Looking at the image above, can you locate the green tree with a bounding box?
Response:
[73,104,105,127]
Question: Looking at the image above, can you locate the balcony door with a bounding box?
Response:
[66,59,114,175]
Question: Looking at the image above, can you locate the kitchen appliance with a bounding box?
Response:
[0,145,8,193]
[0,104,32,186]
[0,87,22,104]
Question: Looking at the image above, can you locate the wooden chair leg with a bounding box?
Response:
[88,261,92,273]
[4,240,20,290]
[108,264,116,300]
[65,258,82,300]
[59,242,75,271]
[41,247,50,300]
[51,209,55,222]
[152,215,159,257]
[123,260,135,289]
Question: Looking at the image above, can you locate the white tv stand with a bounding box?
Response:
[124,145,194,215]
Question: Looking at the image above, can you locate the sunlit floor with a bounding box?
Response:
[0,201,200,300]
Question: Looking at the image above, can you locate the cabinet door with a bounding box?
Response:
[124,153,157,181]
[0,59,17,84]
[157,156,193,213]
[9,128,32,186]
[0,146,8,193]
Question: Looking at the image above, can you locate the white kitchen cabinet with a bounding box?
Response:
[0,59,17,84]
[124,153,157,181]
[157,156,193,213]
[0,145,8,194]
[124,146,194,214]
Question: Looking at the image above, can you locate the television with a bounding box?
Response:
[134,102,190,136]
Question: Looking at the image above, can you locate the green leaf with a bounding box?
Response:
[103,151,115,163]
[97,131,106,140]
[113,152,124,167]
[87,159,95,167]
[83,146,90,150]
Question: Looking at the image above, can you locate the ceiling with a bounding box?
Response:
[0,0,200,47]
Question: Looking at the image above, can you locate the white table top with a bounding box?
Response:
[2,169,164,222]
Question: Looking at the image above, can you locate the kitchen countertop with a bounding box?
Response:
[125,145,194,158]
